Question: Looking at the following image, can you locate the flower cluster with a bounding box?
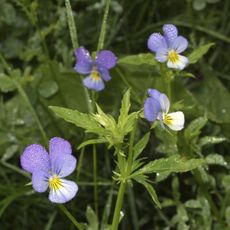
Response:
[74,47,117,91]
[148,24,189,70]
[20,137,78,203]
[144,89,185,131]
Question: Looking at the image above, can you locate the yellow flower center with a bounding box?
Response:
[168,50,179,63]
[163,114,173,125]
[49,175,62,191]
[91,70,101,81]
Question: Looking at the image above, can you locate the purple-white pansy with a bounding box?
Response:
[144,89,185,131]
[74,47,117,91]
[20,137,78,203]
[147,24,189,70]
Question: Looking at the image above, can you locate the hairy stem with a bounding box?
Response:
[97,0,111,51]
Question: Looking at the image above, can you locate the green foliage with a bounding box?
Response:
[0,0,230,229]
[188,43,215,64]
[132,155,204,176]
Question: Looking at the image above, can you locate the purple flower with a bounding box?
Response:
[20,137,78,203]
[144,89,185,131]
[74,47,117,91]
[147,24,189,70]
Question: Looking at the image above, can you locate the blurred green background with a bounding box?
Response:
[0,0,230,229]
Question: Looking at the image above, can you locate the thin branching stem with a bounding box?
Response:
[58,205,83,230]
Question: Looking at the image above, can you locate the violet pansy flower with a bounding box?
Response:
[148,24,189,70]
[74,47,117,91]
[20,137,78,203]
[144,89,185,131]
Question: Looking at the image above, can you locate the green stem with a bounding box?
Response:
[112,121,137,230]
[126,121,137,174]
[160,64,172,100]
[97,0,111,51]
[116,68,142,105]
[93,144,98,215]
[76,147,85,180]
[65,0,92,113]
[0,53,48,145]
[12,77,48,144]
[59,205,83,230]
[65,0,79,50]
[111,181,126,230]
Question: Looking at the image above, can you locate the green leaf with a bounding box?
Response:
[225,207,230,226]
[191,75,230,123]
[77,138,107,149]
[38,80,59,98]
[133,155,205,175]
[188,43,215,64]
[184,199,201,208]
[86,206,98,230]
[133,132,150,160]
[0,74,16,92]
[49,106,104,134]
[118,89,131,127]
[199,136,226,147]
[118,53,157,66]
[205,153,227,166]
[184,117,207,140]
[134,177,161,208]
[222,175,230,190]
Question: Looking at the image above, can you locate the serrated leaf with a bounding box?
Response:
[49,106,104,134]
[199,136,226,147]
[118,53,157,66]
[188,43,215,64]
[205,153,227,166]
[134,178,161,208]
[133,132,150,160]
[118,89,131,127]
[86,206,98,230]
[133,155,204,176]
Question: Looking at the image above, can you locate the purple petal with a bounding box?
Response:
[96,50,117,69]
[32,170,49,192]
[163,24,178,46]
[74,61,92,74]
[51,154,77,177]
[144,98,161,122]
[98,67,111,81]
[49,137,72,160]
[148,89,161,101]
[155,48,168,62]
[74,47,93,74]
[49,179,78,203]
[83,76,105,91]
[159,94,170,114]
[171,36,188,53]
[75,47,92,63]
[20,144,50,174]
[147,33,167,52]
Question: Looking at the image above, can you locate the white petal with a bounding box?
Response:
[163,111,185,131]
[159,94,170,114]
[49,179,78,203]
[167,55,188,70]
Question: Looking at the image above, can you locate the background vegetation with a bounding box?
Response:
[0,0,230,229]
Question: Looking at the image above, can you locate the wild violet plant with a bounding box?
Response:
[0,0,217,229]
